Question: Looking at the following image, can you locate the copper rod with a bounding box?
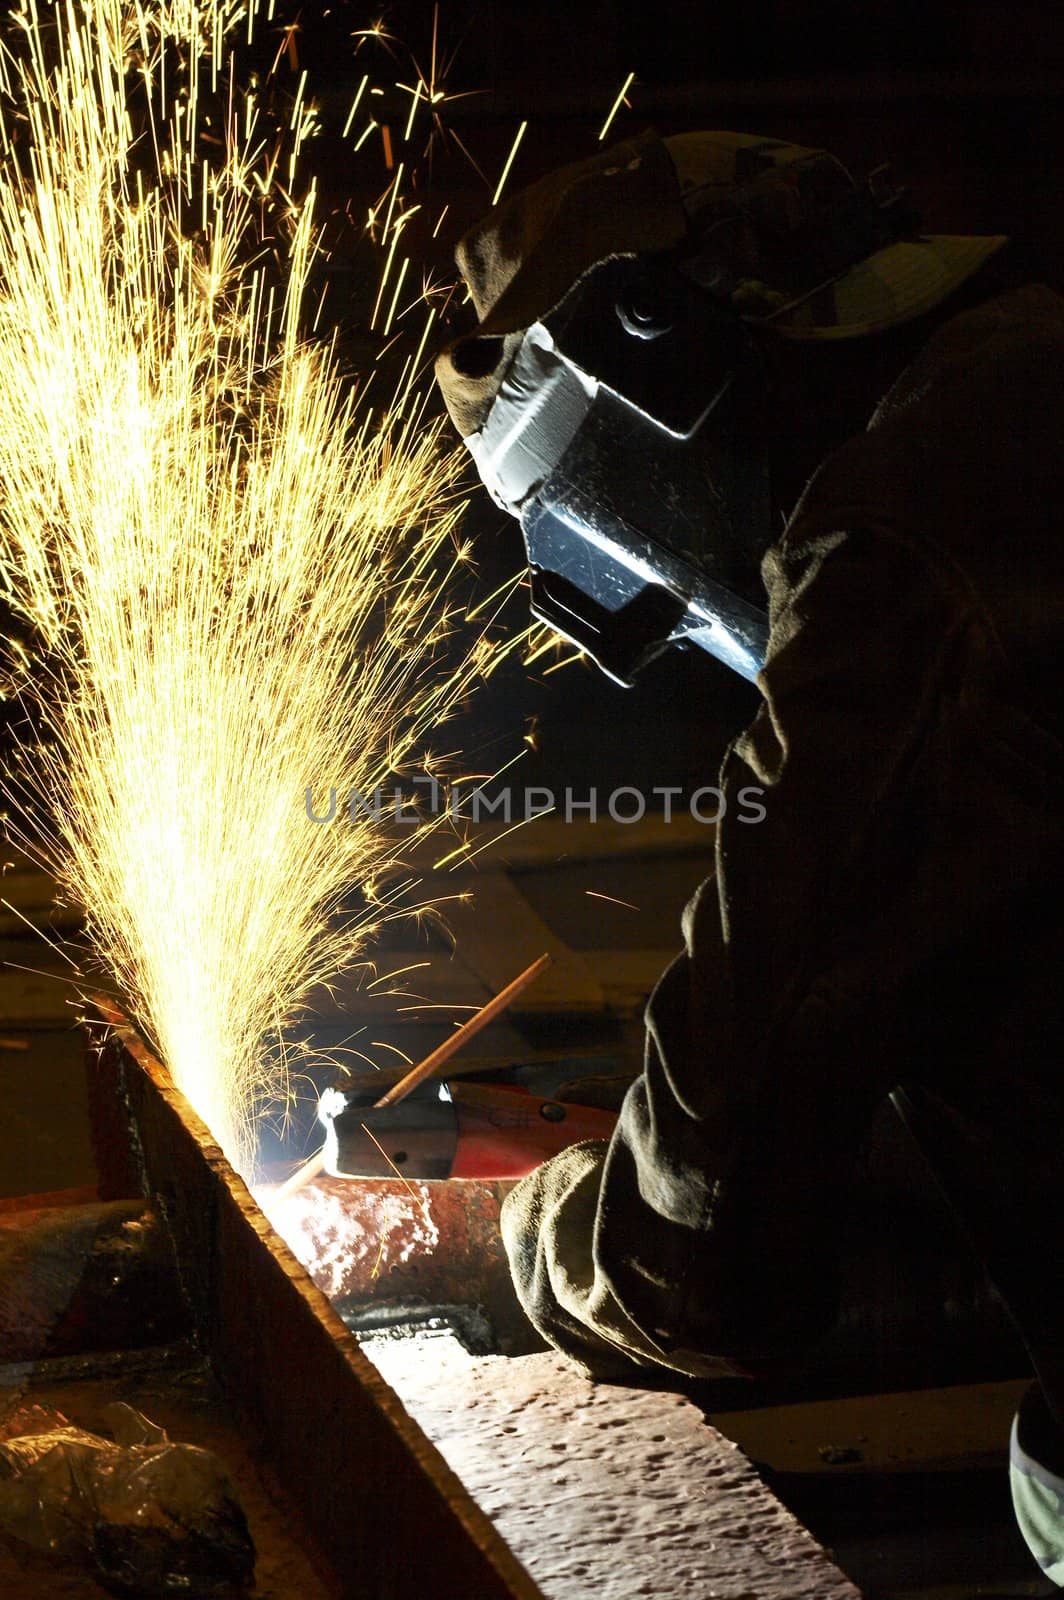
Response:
[373,951,552,1109]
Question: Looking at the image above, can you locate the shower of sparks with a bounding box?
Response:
[598,70,635,143]
[0,0,507,1178]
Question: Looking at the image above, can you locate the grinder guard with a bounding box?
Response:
[318,1078,618,1182]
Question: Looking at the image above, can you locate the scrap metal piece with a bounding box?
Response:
[0,1201,186,1364]
[0,1398,255,1596]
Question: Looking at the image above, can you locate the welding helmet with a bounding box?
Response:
[435,130,1005,685]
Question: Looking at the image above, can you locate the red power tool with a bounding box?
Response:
[317,1073,621,1182]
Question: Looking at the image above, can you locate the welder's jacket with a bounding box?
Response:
[500,286,1064,1384]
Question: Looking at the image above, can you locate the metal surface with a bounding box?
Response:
[85,1002,546,1600]
[266,1169,543,1356]
[0,1199,185,1364]
[368,1334,865,1600]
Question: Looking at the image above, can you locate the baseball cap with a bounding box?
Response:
[436,128,1006,435]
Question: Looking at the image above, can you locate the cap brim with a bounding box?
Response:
[772,234,1009,340]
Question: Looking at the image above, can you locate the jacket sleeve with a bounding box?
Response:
[501,418,1031,1374]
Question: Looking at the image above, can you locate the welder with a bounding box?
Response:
[433,130,1064,1575]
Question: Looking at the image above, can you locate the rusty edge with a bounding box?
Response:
[84,998,546,1600]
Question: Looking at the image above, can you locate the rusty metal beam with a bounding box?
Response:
[86,1004,545,1600]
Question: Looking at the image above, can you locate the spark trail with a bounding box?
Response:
[0,0,496,1176]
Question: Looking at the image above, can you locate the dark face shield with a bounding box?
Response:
[465,256,772,686]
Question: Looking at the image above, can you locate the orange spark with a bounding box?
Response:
[585,890,640,911]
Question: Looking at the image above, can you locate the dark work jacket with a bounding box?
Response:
[500,286,1064,1385]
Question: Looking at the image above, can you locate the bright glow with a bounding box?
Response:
[268,1180,440,1299]
[0,1,503,1177]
